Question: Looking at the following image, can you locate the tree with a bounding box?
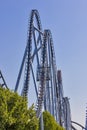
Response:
[0,87,38,130]
[43,111,64,130]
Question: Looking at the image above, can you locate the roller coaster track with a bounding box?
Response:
[14,9,85,130]
[71,121,85,130]
[15,10,42,97]
[0,70,8,89]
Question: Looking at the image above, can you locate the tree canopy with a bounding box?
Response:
[43,111,64,130]
[0,87,38,130]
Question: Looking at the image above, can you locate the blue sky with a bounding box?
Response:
[0,0,87,128]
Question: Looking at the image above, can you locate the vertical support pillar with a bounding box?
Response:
[85,106,87,130]
[40,112,44,130]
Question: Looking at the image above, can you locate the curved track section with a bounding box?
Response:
[37,29,60,120]
[22,9,43,97]
[15,10,42,97]
[71,121,85,130]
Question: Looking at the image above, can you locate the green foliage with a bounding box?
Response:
[43,111,64,130]
[0,87,38,130]
[0,87,64,130]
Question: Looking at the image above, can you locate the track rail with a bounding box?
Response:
[71,121,85,130]
[36,30,47,117]
[0,70,8,89]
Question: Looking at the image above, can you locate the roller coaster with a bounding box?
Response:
[0,10,86,130]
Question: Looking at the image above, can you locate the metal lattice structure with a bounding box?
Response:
[57,70,72,130]
[0,70,8,89]
[14,9,85,130]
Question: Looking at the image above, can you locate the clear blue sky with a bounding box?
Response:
[0,0,87,128]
